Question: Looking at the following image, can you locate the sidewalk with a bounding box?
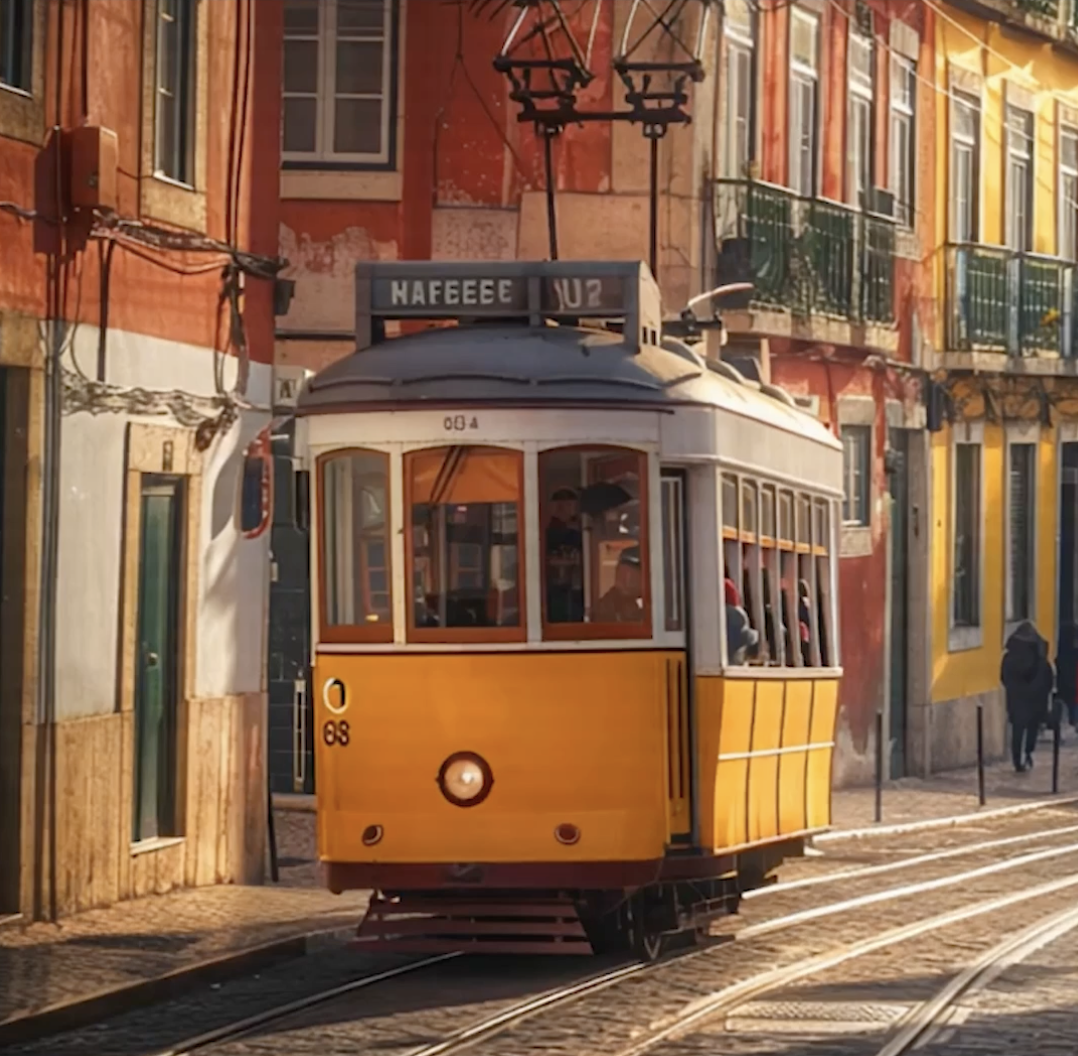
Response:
[0,809,366,1044]
[831,734,1078,830]
[6,745,1078,1043]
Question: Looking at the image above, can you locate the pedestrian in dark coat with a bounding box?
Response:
[1000,620,1055,773]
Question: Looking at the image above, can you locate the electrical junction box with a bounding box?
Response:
[68,126,119,212]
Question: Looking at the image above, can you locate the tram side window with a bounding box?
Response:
[320,449,392,643]
[406,446,523,640]
[540,446,650,639]
[814,498,834,666]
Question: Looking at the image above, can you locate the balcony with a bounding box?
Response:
[961,0,1078,41]
[713,178,898,353]
[943,243,1078,371]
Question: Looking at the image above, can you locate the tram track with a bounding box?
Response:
[18,816,1078,1056]
[613,872,1078,1056]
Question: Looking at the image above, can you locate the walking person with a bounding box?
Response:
[1000,620,1055,773]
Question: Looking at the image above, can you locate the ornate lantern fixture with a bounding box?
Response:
[470,0,715,277]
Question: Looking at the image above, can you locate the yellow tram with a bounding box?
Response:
[293,259,843,959]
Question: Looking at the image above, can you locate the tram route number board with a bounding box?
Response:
[371,273,626,318]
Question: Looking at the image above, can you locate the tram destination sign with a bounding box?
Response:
[355,259,661,352]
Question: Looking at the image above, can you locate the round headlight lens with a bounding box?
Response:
[445,759,484,800]
[437,751,493,807]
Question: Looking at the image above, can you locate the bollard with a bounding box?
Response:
[976,703,986,807]
[267,784,280,883]
[874,709,884,824]
[1053,717,1062,795]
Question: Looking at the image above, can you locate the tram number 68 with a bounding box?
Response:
[443,414,479,432]
[322,720,350,747]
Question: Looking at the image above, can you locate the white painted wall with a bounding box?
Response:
[55,326,271,722]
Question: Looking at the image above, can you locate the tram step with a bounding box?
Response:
[354,895,593,955]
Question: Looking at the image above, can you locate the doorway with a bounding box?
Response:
[133,476,184,843]
[267,422,313,795]
[887,429,910,779]
[1057,444,1078,663]
[0,367,19,916]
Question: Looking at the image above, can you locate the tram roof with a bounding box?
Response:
[294,259,838,450]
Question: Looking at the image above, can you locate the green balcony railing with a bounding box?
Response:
[713,178,896,326]
[945,243,1077,357]
[1017,0,1061,17]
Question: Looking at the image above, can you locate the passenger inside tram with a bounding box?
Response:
[544,487,584,623]
[591,546,644,623]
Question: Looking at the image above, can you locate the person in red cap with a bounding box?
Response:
[724,577,759,664]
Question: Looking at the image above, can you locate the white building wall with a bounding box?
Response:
[55,327,271,722]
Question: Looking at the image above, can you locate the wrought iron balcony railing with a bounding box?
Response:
[713,178,896,327]
[945,242,1078,358]
[1014,0,1078,28]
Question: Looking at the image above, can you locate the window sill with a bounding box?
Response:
[0,81,44,145]
[130,836,185,857]
[948,626,983,653]
[140,174,207,234]
[281,168,403,202]
[839,524,872,558]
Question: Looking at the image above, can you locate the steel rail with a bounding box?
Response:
[613,871,1078,1056]
[874,901,1078,1055]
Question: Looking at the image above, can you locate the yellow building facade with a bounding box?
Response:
[928,1,1078,767]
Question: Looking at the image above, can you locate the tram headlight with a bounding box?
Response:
[437,751,493,807]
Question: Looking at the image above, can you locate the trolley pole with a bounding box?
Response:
[976,703,986,807]
[874,709,884,824]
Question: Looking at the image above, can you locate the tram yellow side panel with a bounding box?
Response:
[778,680,813,833]
[314,651,678,866]
[747,681,783,843]
[806,680,839,830]
[694,676,752,851]
[696,676,841,854]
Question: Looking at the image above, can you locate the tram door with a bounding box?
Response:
[661,469,694,844]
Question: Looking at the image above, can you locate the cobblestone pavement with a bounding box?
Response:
[11,806,1078,1056]
[0,809,366,1026]
[831,736,1078,829]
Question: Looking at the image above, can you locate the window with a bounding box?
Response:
[661,474,685,633]
[1007,442,1036,624]
[847,27,873,207]
[319,450,392,643]
[406,446,523,642]
[540,446,649,640]
[789,9,819,196]
[0,0,31,92]
[283,0,396,165]
[1059,125,1078,260]
[1005,106,1034,252]
[890,55,916,227]
[841,426,871,526]
[154,0,196,184]
[953,442,981,628]
[723,0,755,179]
[950,91,980,242]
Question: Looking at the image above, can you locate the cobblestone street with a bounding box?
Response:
[6,797,1078,1055]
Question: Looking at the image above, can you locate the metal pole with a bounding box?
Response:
[648,133,659,278]
[874,709,883,824]
[1053,717,1062,795]
[267,783,279,883]
[976,703,986,807]
[543,129,559,261]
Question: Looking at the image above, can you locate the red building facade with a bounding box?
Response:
[0,0,280,920]
[268,0,934,786]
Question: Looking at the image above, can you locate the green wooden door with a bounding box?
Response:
[133,477,183,843]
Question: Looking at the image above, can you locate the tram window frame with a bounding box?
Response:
[720,476,835,671]
[404,445,527,645]
[539,445,652,642]
[661,474,686,633]
[317,448,394,644]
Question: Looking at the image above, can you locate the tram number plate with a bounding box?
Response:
[322,720,350,747]
[444,414,479,432]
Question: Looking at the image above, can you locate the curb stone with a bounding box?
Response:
[0,924,355,1048]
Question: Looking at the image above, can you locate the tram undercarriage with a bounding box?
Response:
[350,840,802,959]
